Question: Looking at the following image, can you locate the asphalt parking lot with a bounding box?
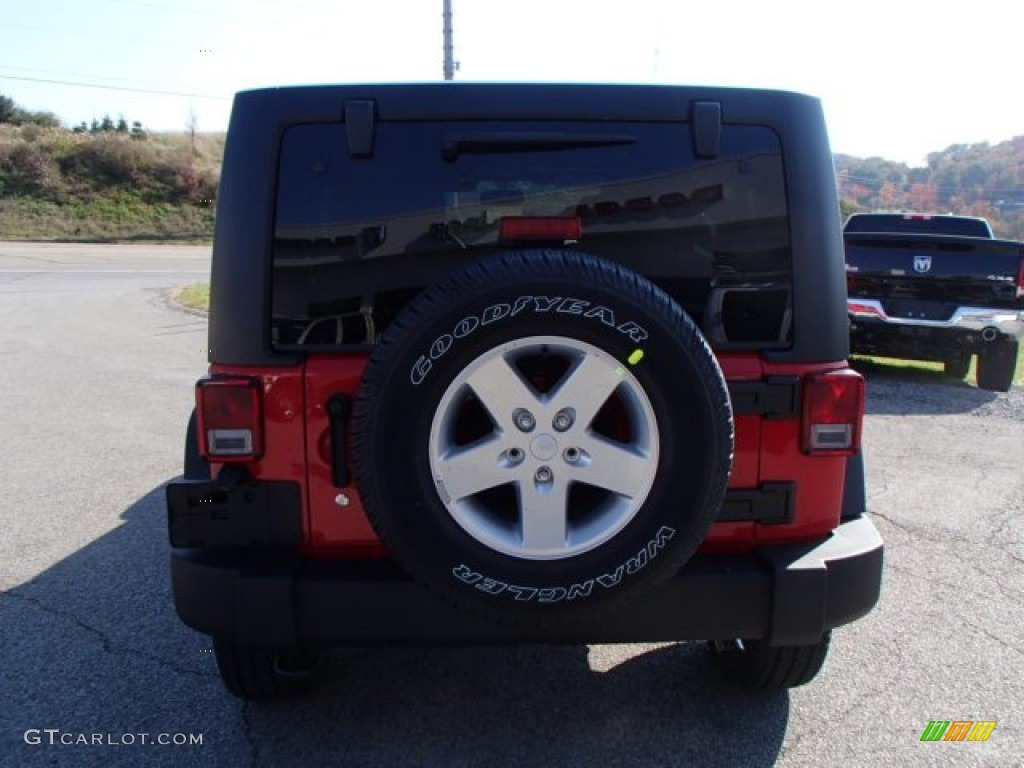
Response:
[1,242,1021,767]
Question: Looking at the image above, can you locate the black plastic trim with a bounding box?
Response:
[719,484,794,524]
[727,376,800,418]
[166,479,303,549]
[841,452,867,521]
[183,409,212,481]
[690,101,721,158]
[761,514,883,645]
[344,99,376,158]
[170,515,882,647]
[326,394,352,488]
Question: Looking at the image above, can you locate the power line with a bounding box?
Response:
[0,10,358,57]
[105,0,310,27]
[103,0,366,45]
[0,73,229,100]
[0,63,197,90]
[0,21,198,52]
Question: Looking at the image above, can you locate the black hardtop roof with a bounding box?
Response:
[232,82,820,122]
[210,80,848,366]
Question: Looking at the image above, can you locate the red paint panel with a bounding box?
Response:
[206,355,858,557]
[757,359,853,543]
[302,356,385,557]
[698,353,763,550]
[716,352,763,488]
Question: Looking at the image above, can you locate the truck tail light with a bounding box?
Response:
[847,300,885,319]
[1016,257,1024,299]
[197,377,263,460]
[499,216,582,243]
[802,369,864,455]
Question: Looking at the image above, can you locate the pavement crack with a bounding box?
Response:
[1,588,220,680]
[957,615,1024,657]
[869,509,921,538]
[884,561,1015,604]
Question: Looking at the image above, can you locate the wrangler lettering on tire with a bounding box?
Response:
[451,524,676,603]
[353,250,733,624]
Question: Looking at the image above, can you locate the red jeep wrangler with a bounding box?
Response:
[167,83,883,699]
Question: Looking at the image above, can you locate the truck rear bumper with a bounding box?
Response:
[170,515,883,648]
[848,299,1024,340]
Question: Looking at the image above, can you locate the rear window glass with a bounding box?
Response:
[844,214,991,238]
[272,120,791,350]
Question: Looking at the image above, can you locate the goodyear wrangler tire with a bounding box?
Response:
[352,251,733,623]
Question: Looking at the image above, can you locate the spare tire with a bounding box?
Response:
[352,250,733,623]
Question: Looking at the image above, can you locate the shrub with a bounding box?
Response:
[59,135,147,188]
[19,110,61,128]
[0,143,62,195]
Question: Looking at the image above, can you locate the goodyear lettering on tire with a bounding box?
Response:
[411,296,649,385]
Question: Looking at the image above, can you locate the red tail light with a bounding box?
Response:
[847,300,885,319]
[499,216,582,243]
[1016,256,1023,299]
[802,369,864,455]
[197,377,263,460]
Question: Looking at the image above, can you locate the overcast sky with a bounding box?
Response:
[1,0,1019,166]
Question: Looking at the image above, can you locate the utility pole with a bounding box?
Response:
[442,0,455,81]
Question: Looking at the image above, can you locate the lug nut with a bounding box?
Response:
[513,408,536,432]
[552,407,575,432]
[535,466,553,483]
[563,447,580,464]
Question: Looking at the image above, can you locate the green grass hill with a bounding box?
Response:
[0,121,223,242]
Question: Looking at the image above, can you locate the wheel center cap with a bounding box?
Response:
[529,433,558,461]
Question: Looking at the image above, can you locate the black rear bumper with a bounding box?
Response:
[170,515,883,648]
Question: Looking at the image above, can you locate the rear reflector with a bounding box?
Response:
[499,216,582,242]
[802,369,864,454]
[197,377,262,460]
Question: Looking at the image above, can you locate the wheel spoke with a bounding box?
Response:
[549,352,623,429]
[574,435,652,498]
[434,437,512,501]
[519,478,569,551]
[463,353,541,431]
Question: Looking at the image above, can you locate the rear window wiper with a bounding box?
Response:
[442,132,636,162]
